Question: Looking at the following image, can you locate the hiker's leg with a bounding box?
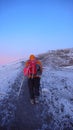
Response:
[34,77,40,97]
[28,78,34,99]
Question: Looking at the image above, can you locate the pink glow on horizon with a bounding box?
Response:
[0,56,18,65]
[0,55,27,65]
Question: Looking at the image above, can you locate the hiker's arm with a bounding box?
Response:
[37,60,43,74]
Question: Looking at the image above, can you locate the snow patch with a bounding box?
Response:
[0,62,22,100]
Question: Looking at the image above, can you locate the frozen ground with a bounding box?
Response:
[0,61,24,129]
[40,66,73,130]
[0,62,23,100]
[0,49,73,130]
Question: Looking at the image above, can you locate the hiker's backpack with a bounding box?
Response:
[23,67,29,76]
[23,60,42,77]
[28,60,37,76]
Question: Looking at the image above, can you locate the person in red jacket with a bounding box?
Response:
[24,54,42,104]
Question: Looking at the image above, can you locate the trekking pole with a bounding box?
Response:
[18,76,24,97]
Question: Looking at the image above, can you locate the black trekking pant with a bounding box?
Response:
[28,77,40,99]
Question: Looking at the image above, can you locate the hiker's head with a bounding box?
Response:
[29,54,35,60]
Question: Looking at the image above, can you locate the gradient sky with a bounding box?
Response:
[0,0,73,64]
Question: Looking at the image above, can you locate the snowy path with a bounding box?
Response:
[0,61,73,130]
[11,79,42,130]
[0,76,43,130]
[0,62,43,130]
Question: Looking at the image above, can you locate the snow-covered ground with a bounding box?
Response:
[40,66,73,130]
[0,48,73,129]
[0,62,23,100]
[0,61,24,127]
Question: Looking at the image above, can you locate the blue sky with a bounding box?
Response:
[0,0,73,64]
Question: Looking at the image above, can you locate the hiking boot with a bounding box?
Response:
[30,99,34,104]
[35,97,39,104]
